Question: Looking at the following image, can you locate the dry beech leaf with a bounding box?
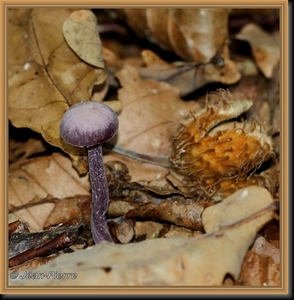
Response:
[238,235,280,286]
[235,23,280,78]
[42,196,91,229]
[103,64,200,181]
[202,186,275,233]
[8,8,106,151]
[134,221,164,240]
[139,50,241,97]
[114,64,198,156]
[115,8,230,63]
[63,10,104,68]
[9,186,276,286]
[9,137,47,171]
[8,153,90,232]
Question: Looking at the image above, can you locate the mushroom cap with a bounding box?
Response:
[60,102,119,148]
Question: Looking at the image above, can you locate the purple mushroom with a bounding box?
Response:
[60,101,119,243]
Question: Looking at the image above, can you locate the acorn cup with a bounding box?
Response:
[169,89,278,201]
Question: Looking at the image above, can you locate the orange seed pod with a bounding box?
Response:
[170,89,276,200]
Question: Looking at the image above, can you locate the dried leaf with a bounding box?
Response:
[162,225,202,239]
[139,50,241,96]
[114,64,198,156]
[134,221,164,240]
[116,8,230,63]
[43,196,91,229]
[9,137,47,171]
[63,10,104,68]
[8,8,106,152]
[202,186,275,233]
[235,23,280,78]
[100,64,200,181]
[238,235,280,286]
[8,153,90,231]
[9,186,276,286]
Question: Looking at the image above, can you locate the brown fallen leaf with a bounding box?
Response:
[9,135,47,171]
[139,50,241,96]
[114,8,230,63]
[162,224,202,239]
[101,63,200,181]
[202,186,276,233]
[9,186,276,286]
[63,10,104,68]
[8,153,90,232]
[43,195,91,229]
[8,8,107,152]
[238,235,280,286]
[8,219,30,235]
[235,23,280,78]
[114,64,198,156]
[134,220,165,240]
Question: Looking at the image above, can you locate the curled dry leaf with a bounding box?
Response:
[235,23,280,78]
[9,186,277,286]
[8,8,107,155]
[107,217,135,244]
[115,8,230,63]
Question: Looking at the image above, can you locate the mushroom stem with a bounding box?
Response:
[88,145,113,243]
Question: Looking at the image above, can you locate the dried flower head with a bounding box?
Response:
[169,89,277,201]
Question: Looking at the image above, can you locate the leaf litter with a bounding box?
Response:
[9,186,277,285]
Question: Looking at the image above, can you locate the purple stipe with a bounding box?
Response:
[88,145,113,243]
